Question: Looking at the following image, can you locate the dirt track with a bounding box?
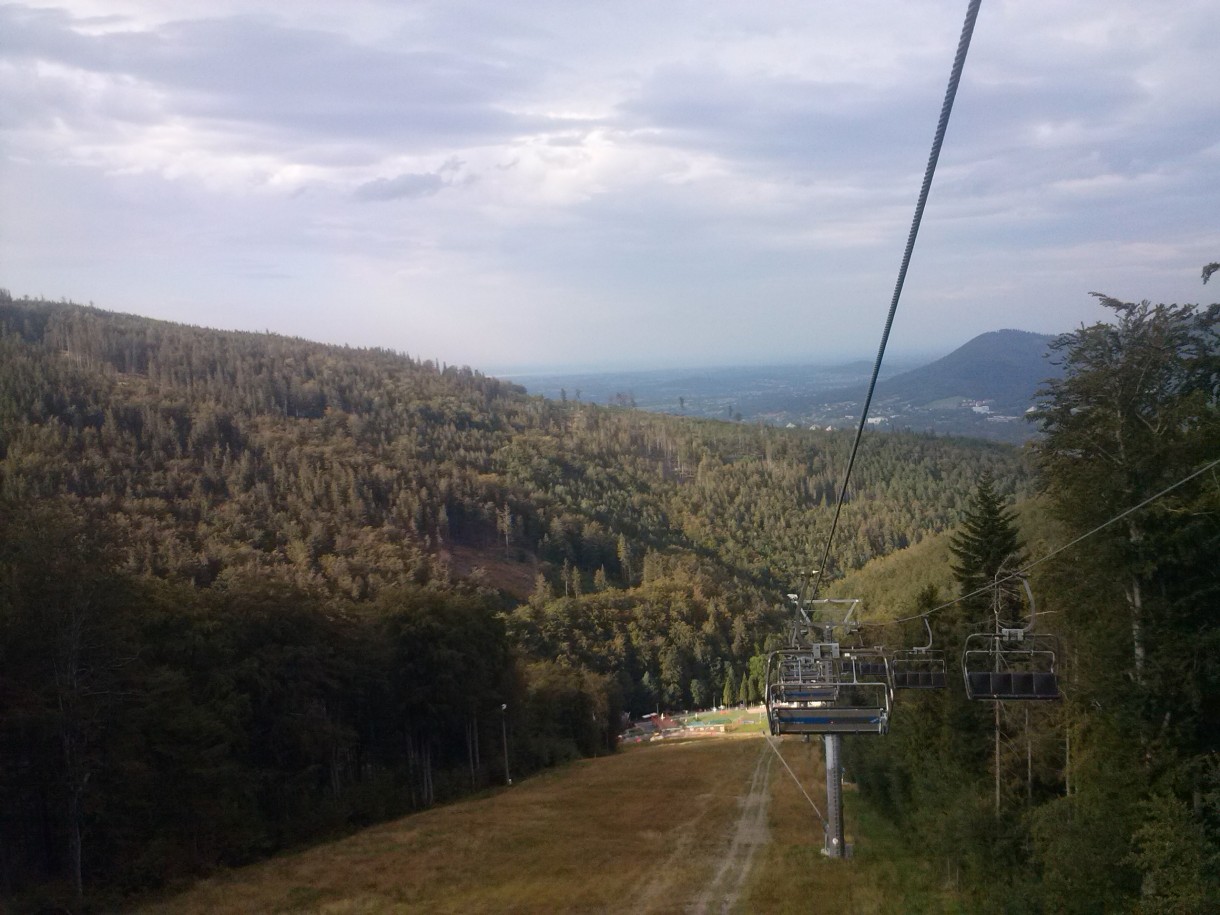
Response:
[690,742,773,914]
[624,739,774,915]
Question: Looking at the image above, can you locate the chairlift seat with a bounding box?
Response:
[891,648,948,690]
[893,670,947,689]
[774,685,838,702]
[965,670,1060,701]
[853,660,889,678]
[962,631,1062,702]
[771,705,889,735]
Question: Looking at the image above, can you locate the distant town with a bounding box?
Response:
[508,329,1058,445]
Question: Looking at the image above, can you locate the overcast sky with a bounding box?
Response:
[2,1,1217,372]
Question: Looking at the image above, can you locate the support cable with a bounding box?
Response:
[765,736,828,827]
[804,0,983,603]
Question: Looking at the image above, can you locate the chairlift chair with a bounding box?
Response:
[890,617,948,689]
[961,575,1061,701]
[765,644,891,736]
[846,647,891,682]
[962,630,1061,700]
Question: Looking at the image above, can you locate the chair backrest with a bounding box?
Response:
[962,632,1062,702]
[964,669,1060,701]
[771,704,888,735]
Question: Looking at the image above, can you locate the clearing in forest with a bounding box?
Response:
[136,734,948,914]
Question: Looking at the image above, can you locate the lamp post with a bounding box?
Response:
[500,703,512,786]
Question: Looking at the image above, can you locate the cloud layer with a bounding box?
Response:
[2,0,1218,371]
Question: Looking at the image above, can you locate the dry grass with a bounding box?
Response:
[739,736,962,915]
[135,734,955,914]
[135,738,766,914]
[739,737,885,913]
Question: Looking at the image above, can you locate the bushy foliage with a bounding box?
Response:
[844,291,1220,912]
[0,298,1030,905]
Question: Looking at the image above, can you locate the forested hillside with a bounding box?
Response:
[0,296,1027,908]
[3,289,1216,912]
[0,299,1025,597]
[840,295,1220,913]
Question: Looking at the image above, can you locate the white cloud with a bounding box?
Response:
[2,0,1218,370]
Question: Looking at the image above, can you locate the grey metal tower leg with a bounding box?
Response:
[823,733,844,858]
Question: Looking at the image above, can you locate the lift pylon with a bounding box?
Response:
[765,594,886,858]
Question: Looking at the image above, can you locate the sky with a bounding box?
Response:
[2,1,1218,373]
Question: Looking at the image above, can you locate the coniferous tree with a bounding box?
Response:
[949,471,1026,622]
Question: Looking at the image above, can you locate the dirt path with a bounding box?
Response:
[689,742,773,914]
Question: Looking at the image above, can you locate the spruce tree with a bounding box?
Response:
[949,471,1026,626]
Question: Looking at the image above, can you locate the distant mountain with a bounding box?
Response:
[871,329,1060,414]
[803,329,1064,443]
[509,330,1061,443]
[506,358,918,418]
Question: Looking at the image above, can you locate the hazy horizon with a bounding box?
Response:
[4,1,1216,369]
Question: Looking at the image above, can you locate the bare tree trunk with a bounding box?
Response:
[1126,573,1146,684]
[56,607,88,908]
[1065,723,1072,797]
[466,717,476,789]
[406,732,418,809]
[59,707,88,907]
[994,701,1001,817]
[1025,706,1032,805]
[423,742,434,807]
[66,780,84,907]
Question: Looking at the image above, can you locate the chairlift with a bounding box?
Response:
[890,617,947,689]
[963,631,1061,700]
[961,574,1061,701]
[766,648,891,735]
[764,598,891,736]
[846,647,891,682]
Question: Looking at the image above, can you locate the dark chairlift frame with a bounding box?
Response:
[891,617,948,690]
[961,575,1061,701]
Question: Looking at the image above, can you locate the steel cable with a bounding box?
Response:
[879,455,1220,627]
[805,0,983,603]
[765,735,828,828]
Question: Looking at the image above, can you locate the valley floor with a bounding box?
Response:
[135,734,952,914]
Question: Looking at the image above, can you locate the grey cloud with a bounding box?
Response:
[354,171,445,202]
[618,63,941,176]
[5,1,1217,372]
[0,5,576,153]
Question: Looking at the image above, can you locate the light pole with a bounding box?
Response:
[501,703,512,786]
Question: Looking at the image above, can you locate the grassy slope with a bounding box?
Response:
[825,494,1062,623]
[136,733,963,914]
[136,738,760,914]
[742,738,961,914]
[825,530,956,620]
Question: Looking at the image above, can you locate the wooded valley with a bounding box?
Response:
[1,291,1216,911]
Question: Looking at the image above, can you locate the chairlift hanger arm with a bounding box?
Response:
[992,569,1037,636]
[808,598,861,626]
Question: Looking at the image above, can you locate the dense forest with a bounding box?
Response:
[841,294,1220,912]
[0,295,1027,908]
[8,288,1214,912]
